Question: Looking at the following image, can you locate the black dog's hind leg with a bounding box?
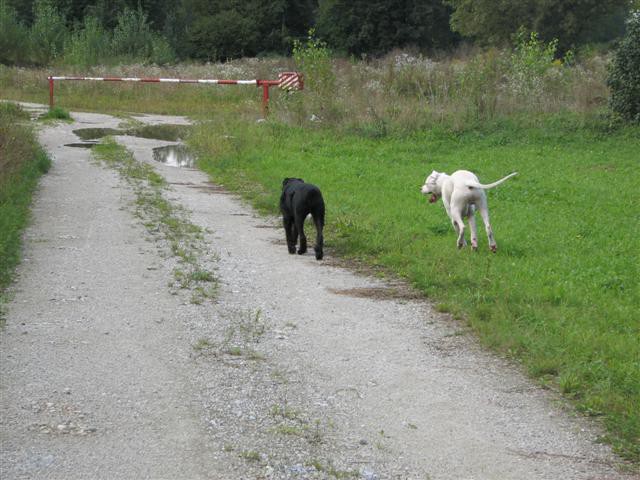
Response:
[283,216,296,254]
[313,210,324,260]
[295,215,307,254]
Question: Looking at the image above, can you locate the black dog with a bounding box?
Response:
[280,178,325,260]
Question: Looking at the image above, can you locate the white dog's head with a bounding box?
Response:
[421,170,442,203]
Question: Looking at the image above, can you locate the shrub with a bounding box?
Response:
[292,29,337,120]
[293,29,335,93]
[64,16,112,66]
[507,30,558,99]
[29,0,68,65]
[111,7,175,64]
[0,1,29,65]
[608,10,640,122]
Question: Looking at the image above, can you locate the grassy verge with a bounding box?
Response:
[188,113,640,462]
[0,103,51,319]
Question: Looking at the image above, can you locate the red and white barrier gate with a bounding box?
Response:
[47,72,303,116]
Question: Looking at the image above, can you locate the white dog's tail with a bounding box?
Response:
[466,172,518,190]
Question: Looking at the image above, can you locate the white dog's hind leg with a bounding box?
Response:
[450,213,466,249]
[468,210,479,251]
[477,202,496,253]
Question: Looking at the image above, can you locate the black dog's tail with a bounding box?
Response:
[312,196,324,260]
[311,192,325,226]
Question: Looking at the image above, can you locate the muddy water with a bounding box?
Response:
[64,141,99,148]
[73,124,188,142]
[152,145,196,168]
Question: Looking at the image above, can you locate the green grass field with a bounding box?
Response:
[189,115,640,461]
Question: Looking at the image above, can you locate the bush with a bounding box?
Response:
[64,16,112,66]
[29,0,67,65]
[293,29,335,95]
[507,30,559,99]
[0,1,29,65]
[608,11,640,122]
[111,7,175,64]
[292,29,337,120]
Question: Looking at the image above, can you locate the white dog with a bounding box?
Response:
[421,170,517,252]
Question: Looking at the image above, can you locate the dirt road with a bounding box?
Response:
[1,104,634,479]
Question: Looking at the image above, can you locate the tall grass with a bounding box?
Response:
[276,34,611,133]
[0,103,51,301]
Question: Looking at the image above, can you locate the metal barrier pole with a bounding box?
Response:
[48,76,54,108]
[46,74,303,115]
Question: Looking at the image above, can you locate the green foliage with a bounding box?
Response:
[506,30,559,98]
[0,0,29,65]
[187,6,256,61]
[292,29,338,121]
[447,0,630,51]
[608,11,640,122]
[182,0,317,61]
[316,0,458,56]
[64,16,112,67]
[111,7,175,64]
[29,0,68,65]
[0,0,634,65]
[293,29,334,94]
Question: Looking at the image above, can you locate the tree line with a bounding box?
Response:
[1,0,637,65]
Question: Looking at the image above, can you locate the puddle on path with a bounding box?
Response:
[73,124,188,142]
[64,141,99,148]
[152,145,196,168]
[73,128,122,140]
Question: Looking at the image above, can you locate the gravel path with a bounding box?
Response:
[1,104,635,480]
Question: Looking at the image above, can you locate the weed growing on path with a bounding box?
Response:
[92,138,218,303]
[39,106,71,122]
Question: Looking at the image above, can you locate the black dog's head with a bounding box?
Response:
[282,177,304,190]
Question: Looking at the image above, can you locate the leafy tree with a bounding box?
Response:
[64,15,112,66]
[111,6,175,63]
[30,0,68,64]
[608,11,640,122]
[187,5,256,60]
[316,0,457,56]
[0,1,29,64]
[5,0,35,24]
[182,0,317,60]
[446,0,630,51]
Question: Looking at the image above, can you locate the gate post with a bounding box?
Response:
[48,76,54,108]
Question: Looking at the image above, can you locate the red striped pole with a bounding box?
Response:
[46,73,303,116]
[48,76,54,108]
